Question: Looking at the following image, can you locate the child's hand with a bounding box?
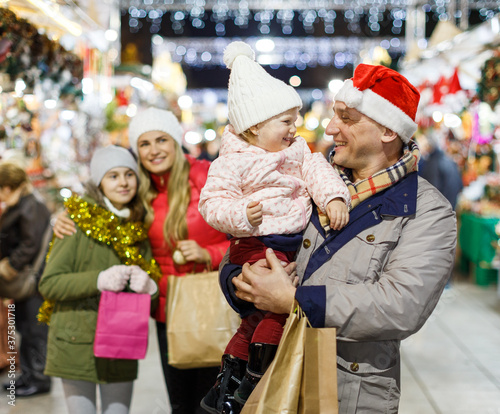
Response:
[247,201,263,227]
[326,198,349,230]
[97,265,131,292]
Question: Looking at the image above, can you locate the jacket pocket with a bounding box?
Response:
[337,367,400,414]
[47,311,96,373]
[337,346,401,414]
[327,222,402,285]
[337,340,401,414]
[55,326,94,344]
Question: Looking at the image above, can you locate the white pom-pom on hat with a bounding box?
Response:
[223,41,255,69]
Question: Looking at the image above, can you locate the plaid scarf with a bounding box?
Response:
[335,140,420,210]
[319,140,420,228]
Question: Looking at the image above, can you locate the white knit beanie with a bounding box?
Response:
[128,107,184,155]
[224,41,303,134]
[90,145,139,186]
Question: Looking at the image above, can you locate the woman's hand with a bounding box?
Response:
[176,240,211,265]
[129,265,158,295]
[53,210,76,239]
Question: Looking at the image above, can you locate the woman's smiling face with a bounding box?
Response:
[137,131,177,175]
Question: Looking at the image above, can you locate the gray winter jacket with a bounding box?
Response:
[295,173,457,413]
[220,172,456,413]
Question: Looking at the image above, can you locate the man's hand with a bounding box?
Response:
[232,248,297,314]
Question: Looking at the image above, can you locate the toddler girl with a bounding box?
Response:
[199,42,350,414]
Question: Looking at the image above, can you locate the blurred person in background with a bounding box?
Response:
[417,130,463,210]
[0,160,52,396]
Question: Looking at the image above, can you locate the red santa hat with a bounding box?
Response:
[334,64,420,144]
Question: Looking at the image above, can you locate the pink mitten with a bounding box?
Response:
[97,265,130,292]
[129,265,157,295]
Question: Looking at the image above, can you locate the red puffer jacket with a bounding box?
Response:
[148,155,230,323]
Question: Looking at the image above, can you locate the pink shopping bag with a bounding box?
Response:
[94,291,151,360]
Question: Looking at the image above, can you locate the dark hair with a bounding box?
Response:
[0,161,29,190]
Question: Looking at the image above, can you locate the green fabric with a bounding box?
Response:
[458,212,500,286]
[459,212,499,264]
[39,213,157,383]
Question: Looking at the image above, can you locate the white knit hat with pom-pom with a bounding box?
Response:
[224,41,303,134]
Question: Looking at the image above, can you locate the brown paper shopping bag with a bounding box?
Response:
[298,327,338,414]
[166,272,240,369]
[241,306,307,414]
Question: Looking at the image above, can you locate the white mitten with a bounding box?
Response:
[97,265,131,292]
[129,265,158,295]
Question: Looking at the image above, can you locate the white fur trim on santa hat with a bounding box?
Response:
[128,107,184,154]
[335,80,417,144]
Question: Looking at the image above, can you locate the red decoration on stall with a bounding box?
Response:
[432,76,449,104]
[116,89,129,107]
[448,68,462,94]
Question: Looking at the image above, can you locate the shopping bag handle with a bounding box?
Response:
[291,301,312,328]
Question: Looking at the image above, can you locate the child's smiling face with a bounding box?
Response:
[100,167,138,210]
[249,107,299,152]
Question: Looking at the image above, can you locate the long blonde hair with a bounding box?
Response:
[138,141,191,250]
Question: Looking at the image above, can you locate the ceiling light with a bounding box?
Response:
[255,38,275,52]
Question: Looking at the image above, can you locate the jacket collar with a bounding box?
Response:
[378,170,417,217]
[150,172,170,192]
[311,171,418,236]
[305,172,418,282]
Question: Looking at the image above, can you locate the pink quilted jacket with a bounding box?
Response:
[199,126,350,238]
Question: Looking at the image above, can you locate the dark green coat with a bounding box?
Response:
[39,214,158,383]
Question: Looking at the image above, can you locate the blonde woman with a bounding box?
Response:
[54,109,230,414]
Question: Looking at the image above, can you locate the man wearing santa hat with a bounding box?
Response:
[222,64,457,413]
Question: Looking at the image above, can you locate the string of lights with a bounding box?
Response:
[120,0,499,90]
[121,0,500,12]
[123,0,499,36]
[152,35,404,68]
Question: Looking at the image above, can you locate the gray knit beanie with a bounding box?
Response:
[90,145,139,186]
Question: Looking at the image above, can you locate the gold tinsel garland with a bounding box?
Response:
[38,195,162,324]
